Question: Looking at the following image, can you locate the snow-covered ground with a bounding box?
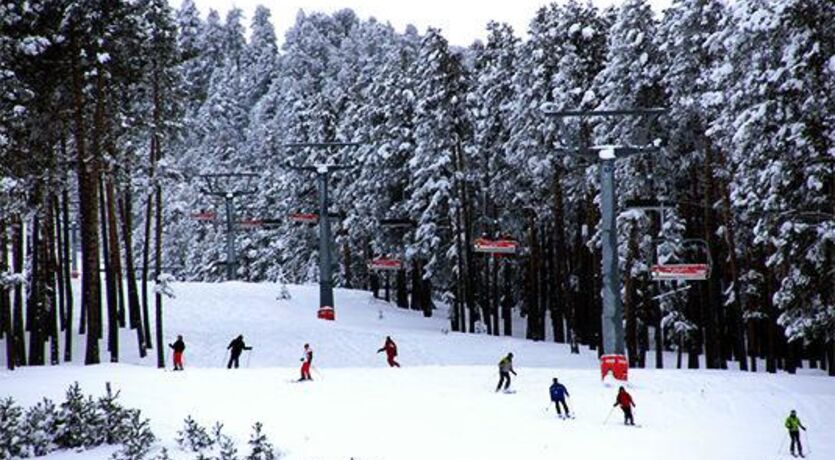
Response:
[2,282,834,460]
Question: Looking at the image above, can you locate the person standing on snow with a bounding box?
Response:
[549,378,570,418]
[168,335,186,371]
[496,353,517,392]
[785,409,807,457]
[299,343,314,381]
[613,386,636,425]
[377,336,400,367]
[226,335,252,369]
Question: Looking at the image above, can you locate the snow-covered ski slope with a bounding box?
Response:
[2,282,834,460]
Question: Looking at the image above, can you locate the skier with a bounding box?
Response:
[299,343,313,381]
[168,335,186,371]
[785,409,807,457]
[613,386,636,425]
[377,336,400,367]
[549,378,570,418]
[495,353,516,392]
[226,335,252,369]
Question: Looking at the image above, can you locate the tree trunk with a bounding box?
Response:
[61,191,74,362]
[72,34,102,365]
[141,193,153,349]
[1,220,13,370]
[119,187,146,357]
[99,179,119,362]
[27,214,45,366]
[624,224,639,367]
[45,198,60,365]
[154,183,165,369]
[501,261,512,336]
[106,179,125,328]
[702,142,721,369]
[53,198,66,333]
[551,172,567,343]
[11,219,26,366]
[396,269,408,309]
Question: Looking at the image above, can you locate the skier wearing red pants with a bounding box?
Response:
[299,343,313,381]
[168,335,186,371]
[377,336,400,367]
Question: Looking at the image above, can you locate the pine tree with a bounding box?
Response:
[110,410,156,460]
[55,382,104,449]
[0,397,24,459]
[245,422,277,460]
[176,416,213,453]
[22,398,59,457]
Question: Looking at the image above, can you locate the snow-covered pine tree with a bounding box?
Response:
[467,21,519,335]
[407,28,468,317]
[176,415,214,453]
[110,410,156,460]
[54,382,104,449]
[245,422,277,460]
[98,384,129,445]
[0,397,24,459]
[706,0,835,373]
[23,398,58,457]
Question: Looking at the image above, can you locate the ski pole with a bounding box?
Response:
[776,434,786,455]
[246,349,253,368]
[312,364,324,380]
[222,350,229,368]
[603,406,616,424]
[803,430,811,455]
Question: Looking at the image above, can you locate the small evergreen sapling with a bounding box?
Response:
[245,422,277,460]
[23,398,59,457]
[55,382,104,449]
[99,383,131,445]
[176,416,214,453]
[0,397,25,459]
[110,410,156,460]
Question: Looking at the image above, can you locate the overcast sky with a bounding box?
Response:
[182,0,673,46]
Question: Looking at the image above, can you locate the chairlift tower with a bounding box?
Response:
[542,106,666,357]
[283,142,361,319]
[198,173,258,280]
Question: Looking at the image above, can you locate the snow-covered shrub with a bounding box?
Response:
[154,447,173,460]
[245,422,277,460]
[22,398,59,457]
[0,397,25,459]
[110,410,156,460]
[176,416,214,453]
[99,384,131,445]
[216,432,238,460]
[55,382,104,449]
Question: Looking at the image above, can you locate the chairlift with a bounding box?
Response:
[473,237,519,255]
[651,239,712,282]
[290,212,319,224]
[237,218,264,230]
[368,257,403,271]
[192,211,217,222]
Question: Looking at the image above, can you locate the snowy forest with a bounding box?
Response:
[0,0,833,375]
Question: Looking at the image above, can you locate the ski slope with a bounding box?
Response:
[2,282,834,460]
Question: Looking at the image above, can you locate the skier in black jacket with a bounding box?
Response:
[226,335,252,369]
[168,335,186,371]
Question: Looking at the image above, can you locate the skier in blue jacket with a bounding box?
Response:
[549,378,570,418]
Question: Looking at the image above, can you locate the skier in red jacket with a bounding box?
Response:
[299,343,313,381]
[614,386,636,425]
[377,336,400,367]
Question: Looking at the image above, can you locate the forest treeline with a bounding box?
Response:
[0,0,833,375]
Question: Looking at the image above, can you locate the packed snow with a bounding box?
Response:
[2,282,834,460]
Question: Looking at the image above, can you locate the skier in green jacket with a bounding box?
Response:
[495,353,517,392]
[785,410,807,458]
